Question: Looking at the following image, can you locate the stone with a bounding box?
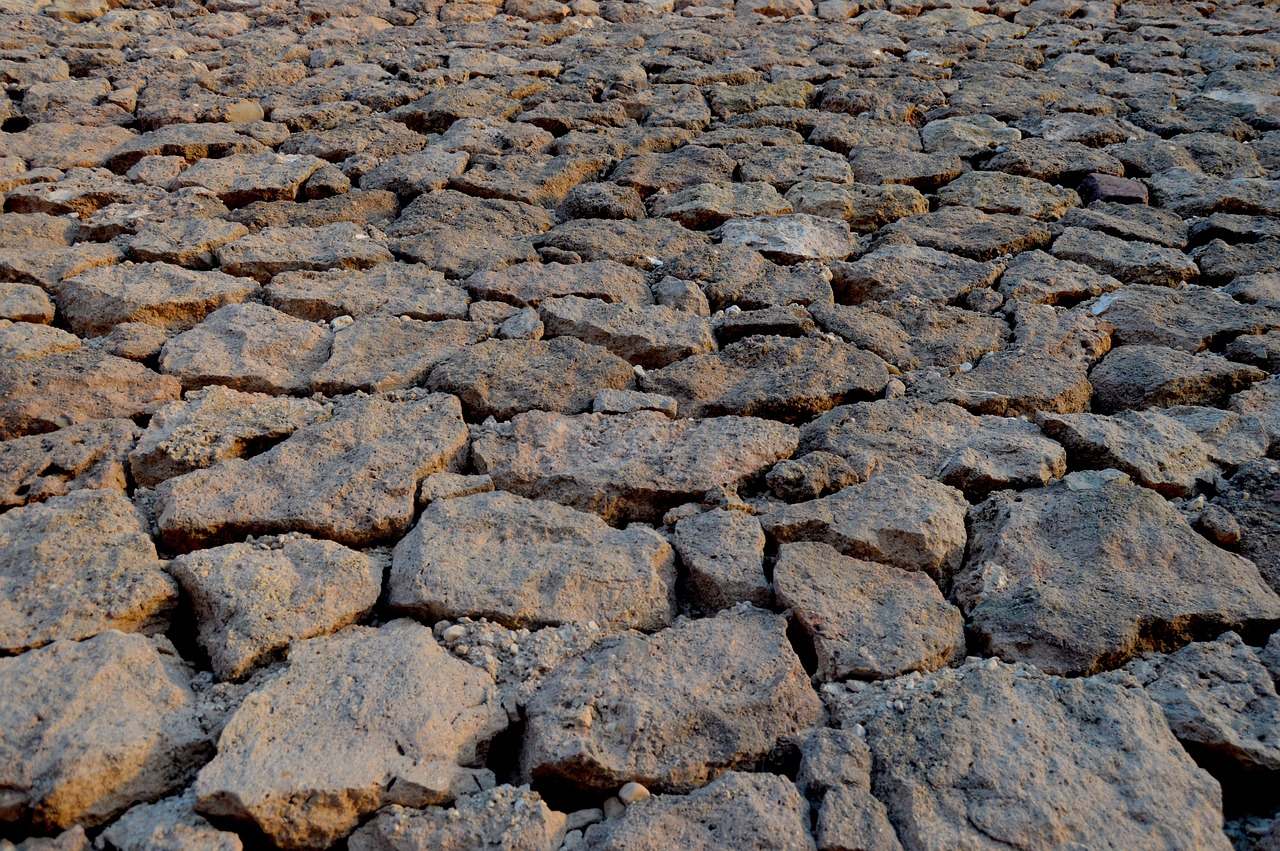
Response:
[1147,167,1280,218]
[154,391,468,551]
[1123,632,1280,773]
[795,729,901,851]
[1078,172,1150,205]
[985,141,1126,185]
[1209,460,1280,594]
[313,317,489,395]
[521,607,820,793]
[472,410,797,524]
[592,388,678,417]
[0,418,137,508]
[642,335,887,421]
[1052,226,1197,286]
[0,321,80,360]
[0,122,135,171]
[193,620,507,850]
[847,148,964,191]
[613,147,736,198]
[128,218,250,269]
[389,491,675,630]
[170,535,382,681]
[427,337,635,421]
[766,451,866,503]
[707,80,815,118]
[995,249,1121,305]
[53,262,259,336]
[811,302,1007,372]
[0,489,176,654]
[230,190,400,233]
[0,281,55,323]
[533,218,710,269]
[0,242,124,291]
[828,658,1234,851]
[0,350,179,440]
[1091,345,1266,412]
[921,114,1020,158]
[467,260,652,307]
[671,508,770,613]
[796,398,1066,499]
[5,168,160,217]
[738,145,852,191]
[761,473,968,581]
[659,244,832,310]
[775,541,964,682]
[130,386,327,488]
[159,303,332,395]
[450,153,604,207]
[359,147,470,199]
[216,223,392,283]
[878,207,1052,261]
[559,182,646,221]
[1092,284,1279,352]
[717,214,858,264]
[390,227,539,280]
[97,790,243,851]
[936,172,1080,220]
[956,471,1280,675]
[649,181,791,229]
[170,153,326,207]
[348,787,566,851]
[103,123,268,172]
[0,631,210,833]
[717,304,816,344]
[265,264,469,322]
[539,296,716,368]
[581,772,816,851]
[830,244,1002,305]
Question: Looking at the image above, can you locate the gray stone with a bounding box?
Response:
[216,223,393,283]
[98,790,243,851]
[348,787,566,851]
[671,508,770,613]
[0,418,137,508]
[539,296,716,368]
[1051,227,1198,286]
[717,214,858,264]
[1091,345,1266,412]
[264,264,470,322]
[830,245,1003,306]
[313,317,489,395]
[466,260,652,307]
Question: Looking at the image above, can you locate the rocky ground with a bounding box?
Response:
[1,0,1280,848]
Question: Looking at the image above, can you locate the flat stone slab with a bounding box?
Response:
[264,263,470,321]
[216,222,393,283]
[0,418,137,508]
[466,260,652,307]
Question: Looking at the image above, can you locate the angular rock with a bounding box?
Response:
[389,491,675,630]
[775,541,964,682]
[937,171,1080,220]
[1091,345,1266,412]
[170,534,382,681]
[717,214,858,264]
[467,260,651,307]
[155,391,468,551]
[129,218,251,269]
[539,296,715,368]
[1092,284,1280,353]
[811,301,1008,372]
[103,123,268,172]
[878,207,1052,261]
[739,144,851,192]
[659,244,832,310]
[533,218,710,269]
[649,181,791,229]
[193,620,507,850]
[1209,460,1280,594]
[795,729,901,851]
[171,153,326,207]
[0,320,80,361]
[611,147,735,196]
[390,227,538,280]
[0,418,137,508]
[264,263,469,322]
[521,607,820,793]
[216,223,392,283]
[956,471,1280,675]
[97,790,243,851]
[0,281,55,323]
[671,508,770,613]
[995,249,1122,305]
[1059,202,1187,249]
[785,180,928,234]
[348,787,566,851]
[921,114,1020,158]
[473,410,797,524]
[313,318,488,395]
[1051,226,1198,286]
[847,148,963,191]
[830,244,1002,306]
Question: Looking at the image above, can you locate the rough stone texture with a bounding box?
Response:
[1209,459,1280,594]
[878,207,1052,261]
[774,542,964,682]
[169,534,382,680]
[193,620,507,850]
[314,317,488,395]
[0,631,210,831]
[956,471,1280,675]
[216,223,392,283]
[1052,226,1199,287]
[671,508,770,613]
[0,489,177,654]
[1091,345,1267,413]
[0,418,137,507]
[97,791,244,851]
[0,282,55,323]
[155,391,468,552]
[828,659,1234,851]
[473,411,798,524]
[717,213,858,264]
[389,491,676,630]
[521,607,821,794]
[996,250,1122,306]
[1091,284,1280,353]
[538,296,715,368]
[348,787,566,851]
[264,264,469,322]
[466,260,652,307]
[831,245,1003,306]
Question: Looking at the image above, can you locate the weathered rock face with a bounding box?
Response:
[155,391,468,552]
[1091,345,1266,413]
[466,260,652,307]
[0,489,177,654]
[169,534,383,680]
[538,296,716,368]
[775,542,964,682]
[389,491,676,630]
[0,418,137,507]
[956,471,1280,675]
[828,659,1234,851]
[97,791,244,851]
[521,606,820,794]
[314,317,489,395]
[473,410,797,524]
[581,772,817,851]
[0,631,211,831]
[1210,460,1280,594]
[264,264,470,322]
[194,620,507,850]
[671,508,770,613]
[348,787,566,851]
[830,244,1003,306]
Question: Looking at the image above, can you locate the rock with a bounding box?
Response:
[1078,172,1150,205]
[784,180,928,234]
[264,264,469,321]
[649,181,791,229]
[795,729,901,851]
[716,214,858,264]
[313,317,489,395]
[921,114,1020,158]
[0,631,210,830]
[717,304,816,345]
[389,491,675,630]
[129,218,251,269]
[1092,284,1280,353]
[1209,460,1280,594]
[103,123,268,172]
[956,471,1280,675]
[348,787,566,851]
[0,489,176,654]
[827,658,1233,851]
[0,418,137,508]
[995,249,1122,305]
[427,337,635,421]
[451,153,604,207]
[467,260,652,307]
[641,335,888,420]
[130,386,327,488]
[1051,227,1198,286]
[472,410,797,524]
[878,207,1052,261]
[159,303,332,395]
[671,508,770,613]
[230,190,400,233]
[539,295,716,368]
[154,391,468,551]
[775,541,964,682]
[97,790,243,851]
[216,222,392,283]
[53,262,259,336]
[847,148,964,191]
[659,244,832,310]
[936,172,1080,220]
[761,473,968,581]
[559,182,646,221]
[739,145,851,192]
[0,320,80,360]
[707,80,815,118]
[592,388,678,417]
[521,607,820,793]
[0,281,55,323]
[498,307,543,340]
[170,153,326,207]
[766,451,866,503]
[169,535,382,680]
[0,349,180,440]
[1123,632,1280,773]
[985,141,1125,185]
[1060,202,1186,249]
[359,147,470,199]
[797,398,1065,499]
[811,301,1007,372]
[193,620,507,850]
[581,772,816,851]
[830,244,1002,305]
[1091,345,1266,412]
[534,219,711,270]
[1147,167,1280,218]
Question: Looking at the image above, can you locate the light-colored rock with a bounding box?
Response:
[264,264,470,322]
[389,491,676,631]
[216,222,393,283]
[171,153,326,207]
[170,534,382,680]
[98,790,243,851]
[313,317,489,395]
[347,787,566,851]
[129,218,250,269]
[0,281,55,323]
[0,320,80,361]
[937,171,1079,220]
[0,490,177,654]
[539,296,716,368]
[465,260,652,307]
[650,181,791,229]
[194,620,507,850]
[671,508,770,612]
[717,213,858,264]
[0,418,137,507]
[830,245,1002,306]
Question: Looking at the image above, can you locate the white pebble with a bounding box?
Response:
[619,781,650,805]
[442,625,467,643]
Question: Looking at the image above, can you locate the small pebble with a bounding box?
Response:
[619,781,651,804]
